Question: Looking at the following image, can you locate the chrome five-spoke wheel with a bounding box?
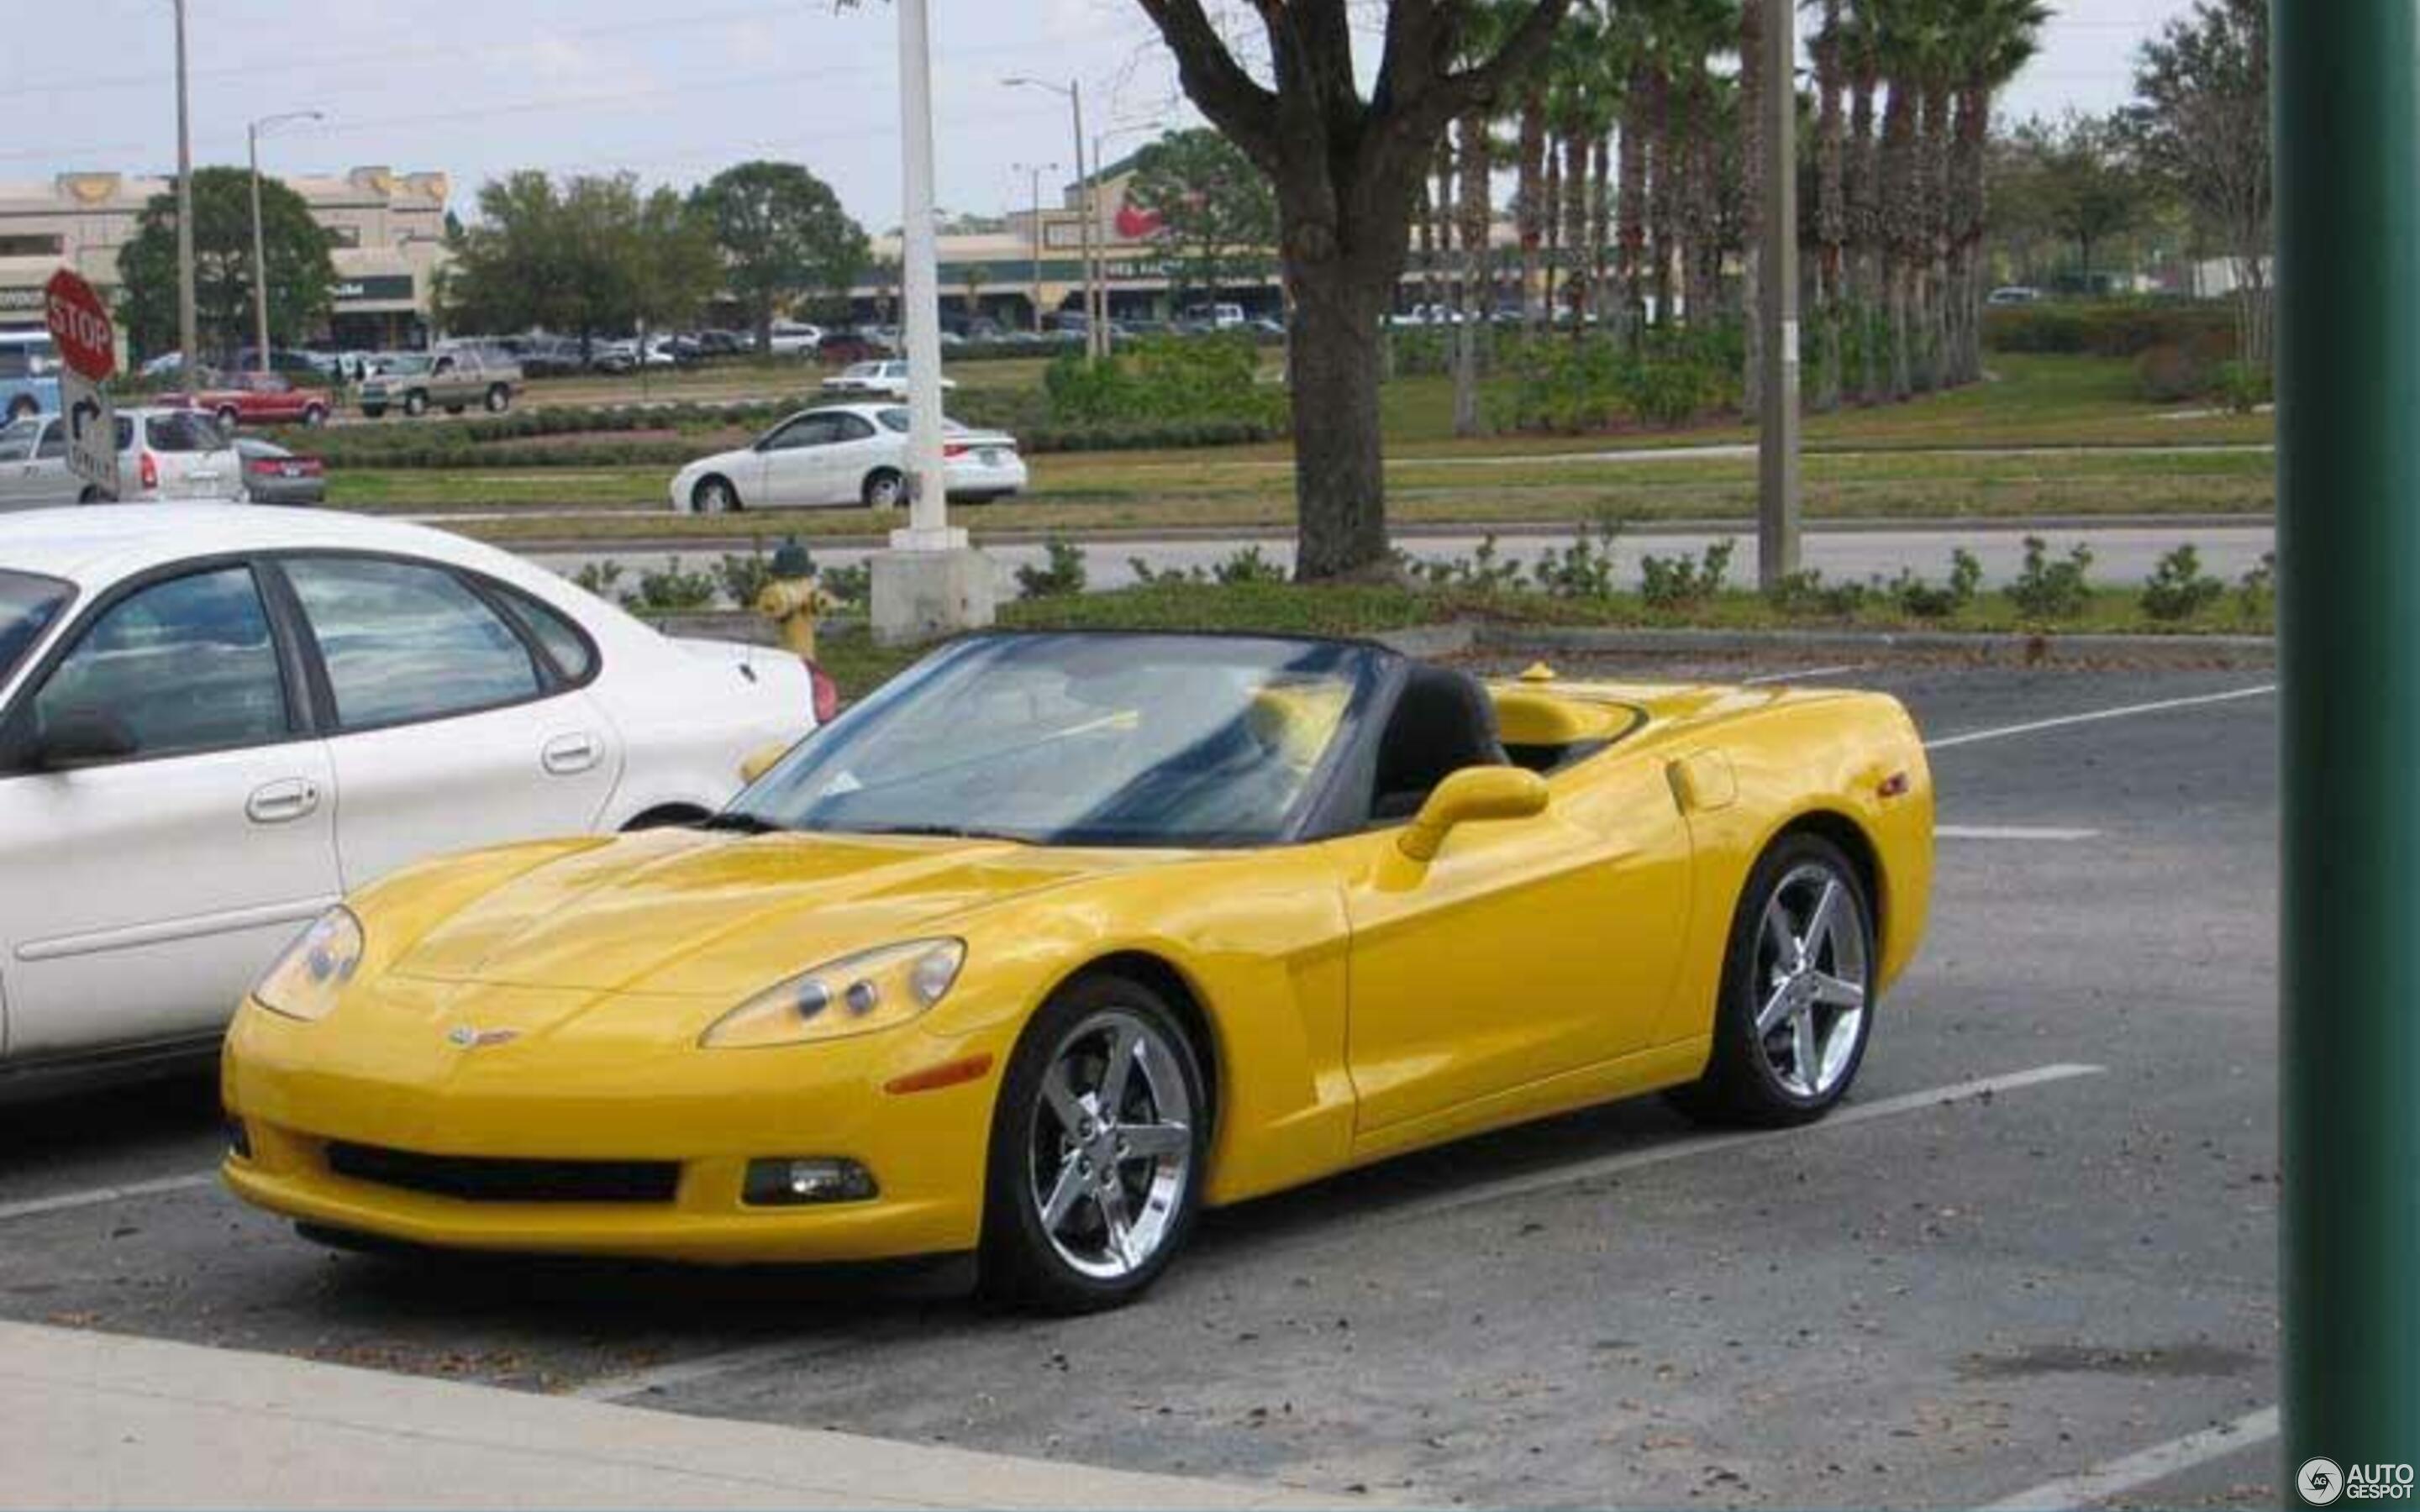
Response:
[1674,832,1876,1127]
[984,975,1207,1311]
[1753,862,1870,1100]
[1028,1009,1195,1281]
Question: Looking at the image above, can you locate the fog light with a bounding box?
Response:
[224,1118,253,1161]
[742,1158,876,1206]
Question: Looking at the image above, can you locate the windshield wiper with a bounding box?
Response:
[848,822,1029,844]
[697,811,784,834]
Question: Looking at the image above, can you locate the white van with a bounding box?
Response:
[0,407,245,508]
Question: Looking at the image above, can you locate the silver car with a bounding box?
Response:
[0,408,245,508]
[233,438,326,506]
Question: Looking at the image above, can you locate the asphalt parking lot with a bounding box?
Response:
[0,652,2280,1510]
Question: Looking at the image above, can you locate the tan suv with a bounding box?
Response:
[358,346,523,418]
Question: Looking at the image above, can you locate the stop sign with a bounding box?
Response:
[44,270,117,382]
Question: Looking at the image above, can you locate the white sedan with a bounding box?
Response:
[819,360,956,400]
[668,402,1028,512]
[0,506,822,1096]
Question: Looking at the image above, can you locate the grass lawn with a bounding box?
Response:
[809,577,2274,699]
[325,353,2275,538]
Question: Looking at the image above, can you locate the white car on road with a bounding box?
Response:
[0,507,823,1095]
[819,360,957,401]
[0,407,245,508]
[669,402,1027,512]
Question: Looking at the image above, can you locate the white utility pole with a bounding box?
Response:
[173,0,197,385]
[248,111,322,373]
[868,0,993,645]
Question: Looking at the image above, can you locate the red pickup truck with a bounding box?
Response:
[162,371,334,429]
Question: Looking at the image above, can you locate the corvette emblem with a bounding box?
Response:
[446,1026,518,1049]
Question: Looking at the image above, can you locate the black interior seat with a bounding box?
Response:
[1370,664,1510,821]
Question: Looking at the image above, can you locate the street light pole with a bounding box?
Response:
[1007,77,1102,360]
[248,111,323,374]
[2277,0,2420,1483]
[172,0,197,386]
[1754,0,1801,590]
[1012,160,1055,334]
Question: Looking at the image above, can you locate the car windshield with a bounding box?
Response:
[732,633,1382,847]
[0,570,73,688]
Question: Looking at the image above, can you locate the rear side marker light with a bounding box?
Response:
[1879,771,1911,798]
[807,660,839,724]
[224,1118,252,1160]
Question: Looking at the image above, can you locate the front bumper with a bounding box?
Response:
[221,987,1006,1264]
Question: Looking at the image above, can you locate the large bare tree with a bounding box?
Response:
[1134,0,1576,579]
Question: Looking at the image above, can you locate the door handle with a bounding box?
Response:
[246,777,321,824]
[541,732,602,775]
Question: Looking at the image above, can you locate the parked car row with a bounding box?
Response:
[0,407,328,509]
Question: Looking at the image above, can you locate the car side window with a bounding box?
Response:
[34,423,66,462]
[282,556,544,728]
[492,582,597,683]
[0,417,37,463]
[831,412,877,442]
[31,566,290,759]
[768,415,836,450]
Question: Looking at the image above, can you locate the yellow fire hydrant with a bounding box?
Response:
[755,537,841,661]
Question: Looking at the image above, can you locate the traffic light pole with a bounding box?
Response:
[2278,0,2420,1481]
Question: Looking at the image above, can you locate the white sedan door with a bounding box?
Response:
[756,412,847,506]
[0,563,341,1058]
[275,554,622,886]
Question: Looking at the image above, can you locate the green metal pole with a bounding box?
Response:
[2280,0,2420,1483]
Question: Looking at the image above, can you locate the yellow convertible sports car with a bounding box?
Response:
[223,631,1933,1310]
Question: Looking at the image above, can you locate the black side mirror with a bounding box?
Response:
[34,707,138,769]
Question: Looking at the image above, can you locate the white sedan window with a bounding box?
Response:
[284,557,543,728]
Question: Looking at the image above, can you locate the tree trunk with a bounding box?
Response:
[1454,113,1491,438]
[1542,128,1564,325]
[1561,132,1588,329]
[1881,76,1918,400]
[1948,81,1990,386]
[1518,91,1549,330]
[1812,0,1846,412]
[1648,66,1676,328]
[1678,68,1717,328]
[1849,62,1882,402]
[1917,81,1953,392]
[1286,262,1392,580]
[1590,134,1612,328]
[1619,77,1650,344]
[1740,0,1767,412]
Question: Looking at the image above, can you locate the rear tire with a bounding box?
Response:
[861,468,904,511]
[302,403,328,428]
[213,405,239,432]
[979,974,1209,1314]
[360,404,387,419]
[1670,832,1876,1129]
[6,396,37,421]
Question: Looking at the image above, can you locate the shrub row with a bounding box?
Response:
[1981,300,2239,360]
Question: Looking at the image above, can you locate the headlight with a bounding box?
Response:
[701,939,965,1048]
[252,907,365,1021]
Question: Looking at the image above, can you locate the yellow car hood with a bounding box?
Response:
[385,828,1150,999]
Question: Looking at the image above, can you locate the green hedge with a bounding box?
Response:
[294,416,1279,470]
[1981,300,2238,360]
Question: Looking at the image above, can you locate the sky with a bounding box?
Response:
[4,0,2191,228]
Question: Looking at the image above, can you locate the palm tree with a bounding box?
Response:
[1741,0,1768,409]
[1841,0,1886,399]
[1516,84,1551,329]
[1809,0,1849,410]
[1945,0,2050,383]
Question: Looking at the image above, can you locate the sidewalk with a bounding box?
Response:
[0,1320,1350,1510]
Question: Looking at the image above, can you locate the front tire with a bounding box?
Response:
[1670,832,1876,1129]
[214,405,240,432]
[861,467,904,511]
[484,384,511,413]
[360,404,387,419]
[301,403,328,428]
[692,475,739,514]
[8,396,39,421]
[981,974,1209,1313]
[402,390,429,417]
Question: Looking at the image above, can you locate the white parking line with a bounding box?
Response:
[1372,1062,2106,1226]
[1743,663,1872,685]
[0,1172,219,1225]
[1981,1404,2280,1510]
[1936,825,2102,842]
[1927,684,2278,751]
